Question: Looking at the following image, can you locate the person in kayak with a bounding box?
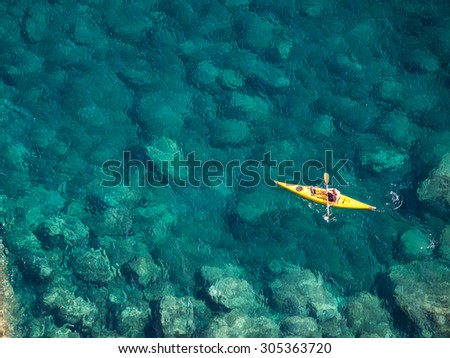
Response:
[327,188,341,203]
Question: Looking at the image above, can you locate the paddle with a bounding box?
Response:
[324,172,330,219]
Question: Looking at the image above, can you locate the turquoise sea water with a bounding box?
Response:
[0,0,449,337]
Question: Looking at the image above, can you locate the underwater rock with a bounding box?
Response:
[378,112,419,149]
[403,92,438,114]
[68,73,132,127]
[16,187,65,229]
[190,60,221,91]
[93,206,133,237]
[361,145,409,173]
[0,235,22,337]
[208,277,259,311]
[2,47,44,89]
[347,19,379,47]
[145,25,186,80]
[280,316,321,338]
[321,315,352,338]
[311,115,336,138]
[436,21,450,59]
[272,37,294,61]
[76,104,110,129]
[263,139,298,164]
[228,49,290,90]
[330,96,376,131]
[178,38,220,63]
[116,304,151,337]
[328,54,363,80]
[103,236,148,267]
[138,90,191,138]
[299,0,328,17]
[5,229,53,283]
[389,261,450,337]
[0,18,22,49]
[126,255,162,287]
[4,229,41,253]
[107,286,129,312]
[0,195,11,220]
[206,310,279,338]
[221,0,250,9]
[25,316,80,338]
[200,265,265,315]
[31,127,69,157]
[236,192,272,224]
[286,87,315,120]
[235,12,275,53]
[18,249,54,283]
[417,153,450,216]
[333,224,381,292]
[143,279,174,303]
[201,265,246,286]
[269,268,341,323]
[43,36,92,68]
[397,2,442,18]
[69,248,114,285]
[42,287,97,329]
[100,184,144,210]
[195,2,234,40]
[104,6,153,45]
[4,138,31,172]
[145,136,187,180]
[230,92,272,122]
[23,3,52,43]
[344,292,394,338]
[439,226,450,261]
[160,296,196,337]
[42,316,84,337]
[379,79,405,102]
[117,59,161,91]
[190,93,219,121]
[0,240,12,337]
[134,198,179,245]
[399,229,433,261]
[209,119,252,147]
[217,69,245,90]
[70,11,105,47]
[35,215,89,249]
[162,0,199,28]
[49,325,81,338]
[402,48,441,73]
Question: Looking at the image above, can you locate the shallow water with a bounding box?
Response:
[0,0,449,338]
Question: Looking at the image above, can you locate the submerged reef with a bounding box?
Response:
[0,239,10,337]
[388,262,450,337]
[418,153,450,218]
[0,226,21,338]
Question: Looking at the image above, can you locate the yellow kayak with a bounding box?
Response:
[274,181,376,211]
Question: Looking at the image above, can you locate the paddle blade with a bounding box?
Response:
[324,172,330,186]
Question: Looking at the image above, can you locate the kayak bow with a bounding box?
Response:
[274,181,376,211]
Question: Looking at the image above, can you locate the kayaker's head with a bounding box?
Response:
[327,191,334,202]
